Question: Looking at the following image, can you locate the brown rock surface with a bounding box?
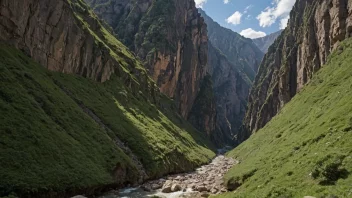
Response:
[0,0,158,102]
[243,0,352,139]
[85,0,209,120]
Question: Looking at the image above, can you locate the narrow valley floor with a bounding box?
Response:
[98,155,237,198]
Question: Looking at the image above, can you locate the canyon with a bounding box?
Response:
[0,0,351,197]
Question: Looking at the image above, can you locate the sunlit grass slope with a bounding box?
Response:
[216,39,352,198]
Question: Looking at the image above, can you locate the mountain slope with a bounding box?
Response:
[84,0,210,123]
[207,41,251,146]
[217,37,352,198]
[198,10,259,146]
[244,0,352,135]
[252,30,283,53]
[199,9,263,81]
[0,0,215,196]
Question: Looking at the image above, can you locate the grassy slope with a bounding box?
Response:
[0,43,214,196]
[216,39,352,198]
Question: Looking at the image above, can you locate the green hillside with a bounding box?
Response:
[216,39,352,198]
[0,44,214,197]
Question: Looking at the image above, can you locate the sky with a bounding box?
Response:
[195,0,296,39]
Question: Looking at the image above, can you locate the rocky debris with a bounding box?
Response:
[244,0,352,137]
[71,196,87,198]
[142,155,237,196]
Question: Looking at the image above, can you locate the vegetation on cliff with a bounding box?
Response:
[0,44,215,197]
[217,38,352,198]
[244,0,352,134]
[0,0,215,196]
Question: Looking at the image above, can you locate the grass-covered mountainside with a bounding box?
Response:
[0,44,215,197]
[216,38,352,198]
[0,0,215,194]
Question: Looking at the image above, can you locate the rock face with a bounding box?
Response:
[199,10,261,146]
[0,0,216,196]
[243,0,352,137]
[199,9,263,81]
[85,0,209,120]
[252,30,283,53]
[188,75,217,137]
[207,42,251,146]
[0,0,157,100]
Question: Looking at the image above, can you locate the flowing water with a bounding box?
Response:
[100,151,237,198]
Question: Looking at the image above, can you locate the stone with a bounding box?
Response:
[210,188,218,194]
[161,180,173,193]
[196,185,208,192]
[171,184,182,192]
[151,183,162,190]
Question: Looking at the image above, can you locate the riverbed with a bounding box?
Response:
[100,155,237,198]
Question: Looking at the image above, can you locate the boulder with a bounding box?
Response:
[151,183,162,190]
[171,184,182,192]
[196,185,208,192]
[161,180,173,193]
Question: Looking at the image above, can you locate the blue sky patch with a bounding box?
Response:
[195,0,296,38]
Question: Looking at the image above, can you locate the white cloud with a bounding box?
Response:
[226,11,242,25]
[240,28,267,39]
[195,0,207,8]
[256,0,296,28]
[224,0,230,4]
[279,15,290,29]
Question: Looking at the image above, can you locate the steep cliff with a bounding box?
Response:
[85,0,209,120]
[244,0,352,136]
[188,75,216,139]
[217,37,352,198]
[0,0,215,196]
[199,9,263,81]
[198,10,260,146]
[207,42,251,146]
[252,30,283,53]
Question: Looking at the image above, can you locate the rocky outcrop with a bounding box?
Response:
[188,75,216,137]
[85,0,209,119]
[243,0,352,137]
[207,42,251,146]
[199,9,263,81]
[198,10,260,146]
[0,0,216,196]
[252,30,283,53]
[0,0,158,101]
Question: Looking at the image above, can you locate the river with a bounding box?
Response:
[99,154,237,198]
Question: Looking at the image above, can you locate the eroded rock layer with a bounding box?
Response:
[199,9,261,146]
[243,0,352,138]
[85,0,209,119]
[0,0,158,101]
